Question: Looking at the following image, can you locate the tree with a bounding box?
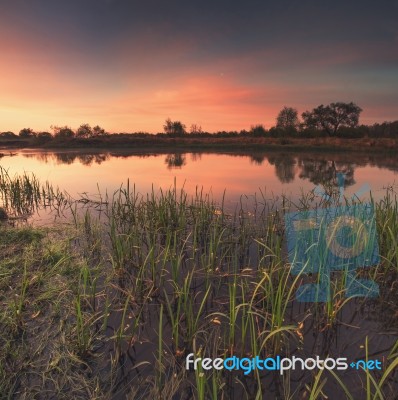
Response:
[76,124,107,138]
[37,131,53,142]
[19,128,36,138]
[190,124,203,134]
[163,118,186,136]
[250,124,267,136]
[76,123,93,138]
[268,154,296,183]
[52,125,75,138]
[276,106,299,130]
[0,131,17,138]
[92,125,107,136]
[165,153,186,168]
[302,102,362,136]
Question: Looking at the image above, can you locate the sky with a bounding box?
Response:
[0,0,397,133]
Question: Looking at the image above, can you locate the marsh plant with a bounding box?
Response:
[0,172,397,399]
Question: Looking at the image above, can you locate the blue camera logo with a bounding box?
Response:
[285,174,380,302]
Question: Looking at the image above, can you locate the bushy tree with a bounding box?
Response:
[369,121,398,137]
[75,124,107,138]
[276,106,299,130]
[250,124,267,136]
[302,102,362,136]
[92,125,107,136]
[165,153,186,168]
[190,124,203,134]
[37,131,53,142]
[76,123,93,138]
[52,125,75,138]
[19,128,36,138]
[0,131,17,138]
[163,118,186,136]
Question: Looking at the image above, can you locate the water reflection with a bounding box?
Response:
[298,158,355,187]
[11,150,398,195]
[165,153,186,169]
[268,154,296,183]
[23,152,110,166]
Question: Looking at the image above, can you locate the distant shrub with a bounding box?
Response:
[250,124,267,136]
[214,131,239,137]
[92,125,108,136]
[19,128,36,138]
[336,126,366,138]
[269,127,285,137]
[163,118,186,136]
[298,128,328,138]
[0,131,17,138]
[76,123,93,138]
[368,121,398,137]
[37,131,53,142]
[190,124,203,134]
[52,126,75,139]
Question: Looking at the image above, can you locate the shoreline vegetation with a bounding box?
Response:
[0,169,397,399]
[1,135,398,153]
[1,102,398,153]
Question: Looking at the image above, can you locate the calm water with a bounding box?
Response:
[2,150,397,397]
[2,149,397,210]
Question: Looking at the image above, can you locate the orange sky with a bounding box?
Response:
[0,1,397,134]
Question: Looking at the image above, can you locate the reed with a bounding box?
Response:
[0,173,397,399]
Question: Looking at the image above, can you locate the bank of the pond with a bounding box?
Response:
[2,135,398,154]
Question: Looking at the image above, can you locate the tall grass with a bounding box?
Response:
[0,172,397,399]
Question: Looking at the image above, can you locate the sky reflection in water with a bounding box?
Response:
[2,150,397,212]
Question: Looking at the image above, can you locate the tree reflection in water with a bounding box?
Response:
[78,154,109,166]
[52,153,110,166]
[268,154,296,183]
[165,153,186,169]
[20,150,398,192]
[249,153,266,165]
[298,158,355,188]
[249,152,355,187]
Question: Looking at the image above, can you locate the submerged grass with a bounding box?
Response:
[0,172,397,399]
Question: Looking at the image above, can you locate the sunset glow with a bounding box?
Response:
[0,1,397,133]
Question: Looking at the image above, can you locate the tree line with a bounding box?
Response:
[0,124,108,142]
[1,102,397,141]
[161,102,398,138]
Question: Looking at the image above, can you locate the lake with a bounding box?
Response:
[1,148,397,398]
[2,149,398,212]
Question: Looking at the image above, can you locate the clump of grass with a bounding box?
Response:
[0,166,66,218]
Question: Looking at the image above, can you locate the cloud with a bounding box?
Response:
[0,0,397,132]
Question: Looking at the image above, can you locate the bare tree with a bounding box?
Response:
[189,124,203,134]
